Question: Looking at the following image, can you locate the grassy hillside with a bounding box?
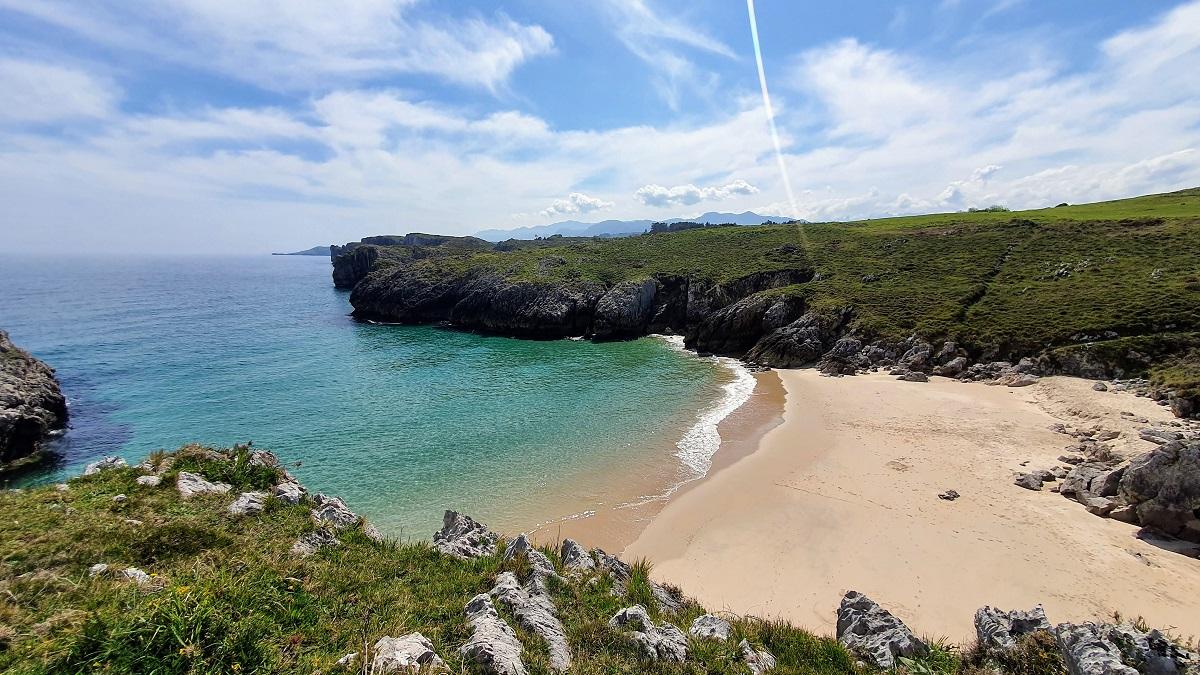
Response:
[0,445,899,674]
[357,188,1200,391]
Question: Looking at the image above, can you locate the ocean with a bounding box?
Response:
[0,254,748,538]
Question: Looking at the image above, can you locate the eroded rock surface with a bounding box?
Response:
[836,591,928,669]
[0,331,68,468]
[608,605,688,662]
[176,471,232,499]
[372,633,447,673]
[460,593,527,675]
[974,605,1052,650]
[434,511,498,559]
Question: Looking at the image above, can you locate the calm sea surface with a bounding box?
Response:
[0,254,731,537]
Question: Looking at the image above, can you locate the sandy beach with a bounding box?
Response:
[623,370,1200,642]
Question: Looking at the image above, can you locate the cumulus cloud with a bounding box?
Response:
[634,179,759,207]
[540,192,615,218]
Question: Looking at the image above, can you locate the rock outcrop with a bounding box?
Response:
[0,331,68,470]
[433,510,498,559]
[175,471,232,499]
[607,605,688,662]
[974,605,1052,650]
[460,593,527,675]
[836,591,928,669]
[371,633,447,673]
[1118,437,1200,542]
[689,614,734,641]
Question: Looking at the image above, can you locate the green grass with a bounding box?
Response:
[0,444,861,674]
[359,187,1200,389]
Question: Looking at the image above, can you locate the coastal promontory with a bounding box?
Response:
[0,330,67,471]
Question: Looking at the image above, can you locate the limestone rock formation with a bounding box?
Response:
[608,605,688,662]
[84,456,127,476]
[560,538,595,572]
[290,528,340,557]
[741,639,777,674]
[311,493,359,529]
[371,633,447,673]
[0,331,68,470]
[1056,623,1139,675]
[434,511,498,559]
[689,614,734,641]
[490,571,570,672]
[974,605,1052,650]
[836,591,928,669]
[460,593,527,675]
[175,471,232,499]
[227,491,267,517]
[1119,438,1200,542]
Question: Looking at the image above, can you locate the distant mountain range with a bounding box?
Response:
[475,211,793,241]
[272,245,331,257]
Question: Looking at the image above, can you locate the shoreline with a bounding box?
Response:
[623,370,1200,642]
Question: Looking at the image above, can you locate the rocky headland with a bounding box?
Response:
[0,330,67,472]
[335,189,1200,419]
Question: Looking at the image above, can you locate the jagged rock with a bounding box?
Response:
[938,489,961,501]
[272,481,306,505]
[1015,473,1045,491]
[0,331,68,467]
[311,493,359,529]
[741,639,777,674]
[935,341,960,365]
[228,491,267,517]
[1108,624,1197,675]
[899,372,929,383]
[1139,429,1182,445]
[84,456,127,476]
[490,571,570,672]
[290,528,340,557]
[608,605,688,662]
[689,614,733,640]
[836,591,927,669]
[1109,504,1140,524]
[247,449,281,469]
[1083,497,1116,517]
[1060,455,1086,465]
[1095,430,1120,442]
[1094,382,1109,392]
[434,511,498,559]
[560,538,595,572]
[460,593,527,675]
[898,342,934,372]
[933,356,968,377]
[1061,464,1117,500]
[744,311,846,368]
[1169,395,1195,419]
[503,534,561,585]
[974,605,1052,650]
[1119,440,1200,542]
[135,475,161,487]
[1057,623,1139,675]
[175,471,231,499]
[372,633,447,673]
[999,373,1040,387]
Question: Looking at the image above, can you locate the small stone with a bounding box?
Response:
[175,471,231,499]
[136,475,161,487]
[362,521,386,543]
[1093,382,1109,392]
[898,372,929,383]
[112,494,127,503]
[121,567,151,585]
[88,563,108,577]
[741,639,777,674]
[227,492,268,517]
[290,528,340,557]
[54,483,69,492]
[83,456,126,476]
[372,633,447,673]
[938,489,960,501]
[272,481,306,505]
[334,652,357,668]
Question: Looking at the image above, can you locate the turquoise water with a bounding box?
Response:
[0,255,730,537]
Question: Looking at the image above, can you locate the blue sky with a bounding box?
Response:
[2,0,1199,253]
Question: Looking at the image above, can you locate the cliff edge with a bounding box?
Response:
[0,330,68,471]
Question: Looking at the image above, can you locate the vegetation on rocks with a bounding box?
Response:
[2,444,1193,674]
[337,188,1200,399]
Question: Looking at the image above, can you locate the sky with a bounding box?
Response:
[1,0,1199,254]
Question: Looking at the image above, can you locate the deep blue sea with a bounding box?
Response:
[0,254,738,537]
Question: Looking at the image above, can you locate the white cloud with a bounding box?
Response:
[0,58,117,122]
[599,0,735,109]
[634,179,760,207]
[540,192,615,218]
[0,0,554,91]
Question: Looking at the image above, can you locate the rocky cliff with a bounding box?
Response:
[0,331,67,470]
